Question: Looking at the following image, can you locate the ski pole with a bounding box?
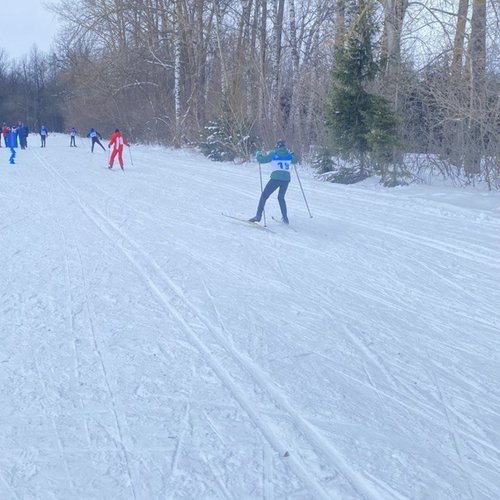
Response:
[128,146,134,166]
[258,162,267,226]
[293,164,313,218]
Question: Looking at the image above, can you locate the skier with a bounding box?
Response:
[69,127,77,147]
[6,126,18,164]
[18,123,28,149]
[87,128,105,152]
[40,125,48,147]
[107,129,130,170]
[2,124,9,147]
[249,140,297,224]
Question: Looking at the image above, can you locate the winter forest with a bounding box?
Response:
[0,0,499,187]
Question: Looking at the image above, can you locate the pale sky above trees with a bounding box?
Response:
[0,1,58,58]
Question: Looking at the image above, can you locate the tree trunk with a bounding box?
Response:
[271,0,285,134]
[381,0,408,79]
[465,0,487,175]
[446,0,469,168]
[335,0,346,49]
[259,0,268,132]
[173,0,183,146]
[451,0,469,79]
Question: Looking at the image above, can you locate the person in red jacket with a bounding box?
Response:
[2,124,10,147]
[107,129,130,170]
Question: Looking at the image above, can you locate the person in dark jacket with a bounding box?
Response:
[87,128,105,152]
[249,140,297,224]
[18,122,28,149]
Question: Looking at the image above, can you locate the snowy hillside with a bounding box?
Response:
[1,134,499,500]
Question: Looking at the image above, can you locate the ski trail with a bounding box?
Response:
[201,451,233,500]
[32,355,77,495]
[263,446,275,500]
[42,163,140,500]
[0,473,19,500]
[34,149,393,500]
[31,169,79,495]
[75,250,139,500]
[340,324,399,391]
[426,361,477,500]
[198,273,234,341]
[202,410,227,446]
[320,211,500,269]
[50,182,85,410]
[170,402,190,476]
[308,184,500,244]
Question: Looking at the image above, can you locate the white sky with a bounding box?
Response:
[0,1,59,59]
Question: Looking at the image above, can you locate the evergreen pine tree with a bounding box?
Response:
[199,101,260,162]
[325,0,401,185]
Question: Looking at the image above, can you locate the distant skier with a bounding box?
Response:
[2,124,9,147]
[107,129,130,170]
[69,127,77,147]
[6,126,18,164]
[40,126,48,147]
[249,140,297,224]
[87,128,105,152]
[18,123,28,149]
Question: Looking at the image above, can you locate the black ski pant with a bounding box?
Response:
[91,137,105,152]
[41,136,46,147]
[70,136,76,147]
[255,179,289,220]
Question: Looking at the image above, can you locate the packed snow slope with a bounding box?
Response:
[1,134,499,500]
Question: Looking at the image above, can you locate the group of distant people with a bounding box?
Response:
[2,123,130,170]
[1,122,50,163]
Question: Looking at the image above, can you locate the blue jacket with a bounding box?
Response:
[87,128,102,139]
[256,146,297,181]
[6,130,18,148]
[18,125,28,139]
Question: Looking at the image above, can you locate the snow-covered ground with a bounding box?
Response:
[1,134,499,500]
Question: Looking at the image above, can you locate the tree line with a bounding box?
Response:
[0,1,498,187]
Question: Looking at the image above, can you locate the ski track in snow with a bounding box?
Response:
[0,137,499,499]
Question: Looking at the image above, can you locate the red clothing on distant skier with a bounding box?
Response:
[108,130,129,169]
[108,130,129,151]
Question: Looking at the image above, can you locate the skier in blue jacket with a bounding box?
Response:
[249,140,297,224]
[18,123,28,149]
[87,128,105,152]
[6,126,18,164]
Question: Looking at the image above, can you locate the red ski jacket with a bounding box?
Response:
[108,131,129,151]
